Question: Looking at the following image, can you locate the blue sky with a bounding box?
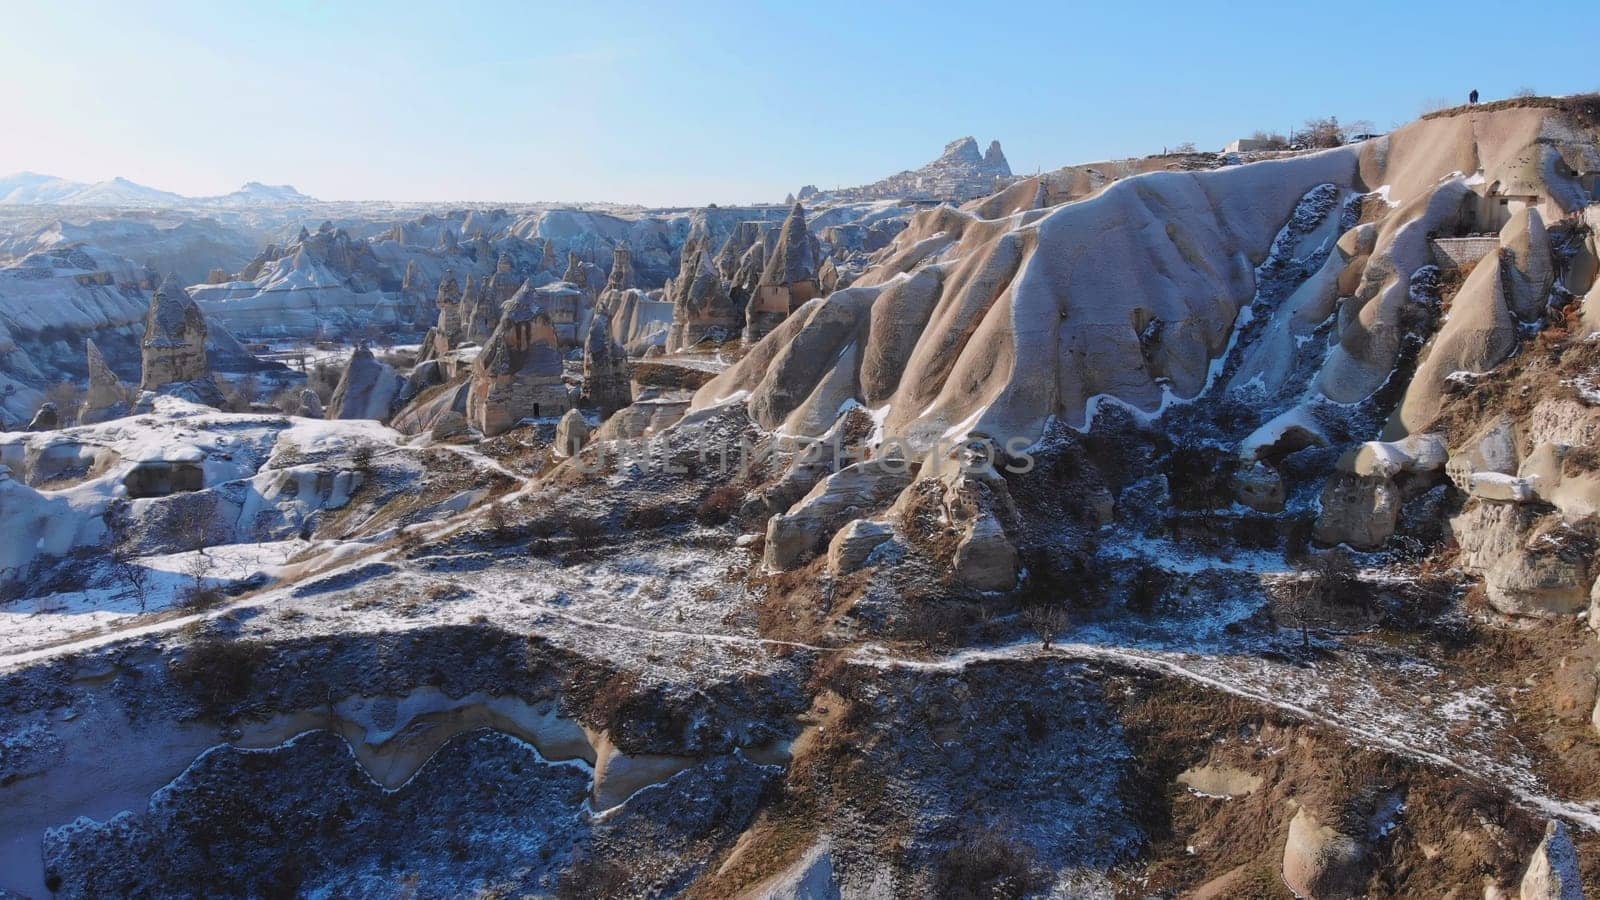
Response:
[2,0,1594,205]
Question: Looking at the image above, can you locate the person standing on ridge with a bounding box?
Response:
[1469,89,1479,105]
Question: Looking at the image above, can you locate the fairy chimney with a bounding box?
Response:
[583,312,632,417]
[79,338,129,424]
[139,274,211,392]
[744,202,820,342]
[466,282,572,436]
[667,235,739,352]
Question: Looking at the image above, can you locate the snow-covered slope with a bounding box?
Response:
[0,216,258,285]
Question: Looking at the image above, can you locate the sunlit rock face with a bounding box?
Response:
[468,282,571,435]
[743,202,820,344]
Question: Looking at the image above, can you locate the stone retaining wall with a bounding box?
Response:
[1429,237,1499,270]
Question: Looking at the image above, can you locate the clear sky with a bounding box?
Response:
[2,0,1594,206]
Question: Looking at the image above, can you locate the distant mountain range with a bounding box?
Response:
[0,173,316,207]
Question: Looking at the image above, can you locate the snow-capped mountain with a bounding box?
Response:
[0,172,318,208]
[210,181,316,206]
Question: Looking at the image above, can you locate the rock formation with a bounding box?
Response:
[433,271,464,351]
[461,274,493,344]
[798,136,1014,203]
[298,389,323,419]
[1520,820,1584,900]
[26,402,58,432]
[193,221,396,338]
[467,283,571,436]
[537,282,586,347]
[78,338,129,424]
[400,259,428,323]
[139,274,222,405]
[327,345,402,421]
[583,313,632,417]
[604,242,635,294]
[563,251,600,305]
[485,253,521,308]
[744,203,820,343]
[554,408,591,457]
[1281,806,1369,899]
[667,234,739,352]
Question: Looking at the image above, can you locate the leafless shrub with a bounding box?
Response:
[1275,549,1359,648]
[226,374,260,412]
[272,386,304,415]
[350,443,375,475]
[1020,599,1069,649]
[1249,129,1289,150]
[43,382,82,426]
[695,484,745,526]
[485,502,513,541]
[169,634,267,714]
[934,830,1043,900]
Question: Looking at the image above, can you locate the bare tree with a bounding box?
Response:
[1172,141,1198,154]
[44,381,82,427]
[1299,116,1346,149]
[181,549,221,609]
[111,546,152,613]
[1249,130,1289,150]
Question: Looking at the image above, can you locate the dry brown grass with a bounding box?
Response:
[1116,674,1548,897]
[1421,92,1600,127]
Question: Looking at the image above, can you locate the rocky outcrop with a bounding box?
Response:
[1520,820,1584,900]
[1282,806,1369,900]
[299,389,323,419]
[583,313,632,417]
[554,408,591,457]
[467,283,571,436]
[1314,470,1401,550]
[139,274,221,405]
[800,136,1015,203]
[433,271,464,351]
[461,274,493,344]
[327,345,402,421]
[765,461,915,570]
[666,235,739,352]
[826,519,895,574]
[904,449,1023,591]
[78,338,129,424]
[26,402,58,432]
[563,251,600,305]
[400,259,428,323]
[190,222,399,339]
[1234,461,1286,513]
[604,243,635,294]
[744,203,820,343]
[695,105,1598,459]
[483,254,522,315]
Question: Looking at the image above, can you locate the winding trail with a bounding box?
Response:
[5,540,1600,836]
